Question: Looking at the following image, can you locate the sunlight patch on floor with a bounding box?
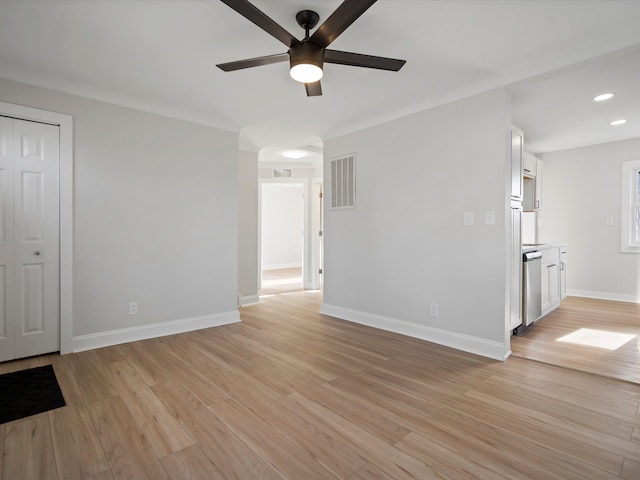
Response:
[556,328,636,350]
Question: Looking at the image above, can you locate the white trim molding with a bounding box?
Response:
[320,303,508,361]
[567,290,640,304]
[238,294,260,307]
[72,311,241,353]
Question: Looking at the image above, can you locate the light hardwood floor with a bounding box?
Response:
[1,291,639,479]
[511,296,640,384]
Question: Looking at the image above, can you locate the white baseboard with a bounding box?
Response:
[72,311,240,353]
[238,294,260,307]
[567,289,640,304]
[320,303,508,361]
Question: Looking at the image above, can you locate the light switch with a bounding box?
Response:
[605,217,614,226]
[463,211,474,226]
[485,210,496,225]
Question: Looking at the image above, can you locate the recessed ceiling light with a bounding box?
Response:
[593,92,615,102]
[610,119,627,126]
[283,150,307,159]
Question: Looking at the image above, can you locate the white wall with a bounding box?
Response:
[261,183,303,269]
[322,88,511,360]
[238,150,259,305]
[0,77,240,350]
[540,138,640,302]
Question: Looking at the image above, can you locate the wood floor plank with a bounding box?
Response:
[133,341,229,406]
[394,431,511,480]
[301,383,412,444]
[281,391,450,480]
[263,406,367,479]
[622,458,640,480]
[104,361,195,458]
[363,364,627,475]
[2,414,58,480]
[49,405,110,479]
[89,395,170,480]
[85,470,116,480]
[48,354,86,409]
[347,463,396,480]
[212,399,339,480]
[151,381,283,480]
[92,345,127,365]
[159,445,226,480]
[194,360,285,420]
[69,350,118,405]
[326,373,612,480]
[114,342,168,387]
[476,373,639,435]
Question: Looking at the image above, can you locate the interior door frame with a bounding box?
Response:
[0,101,73,355]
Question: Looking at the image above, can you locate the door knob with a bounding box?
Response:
[34,251,41,256]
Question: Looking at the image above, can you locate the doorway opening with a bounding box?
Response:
[259,182,305,296]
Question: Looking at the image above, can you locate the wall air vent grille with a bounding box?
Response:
[330,153,356,209]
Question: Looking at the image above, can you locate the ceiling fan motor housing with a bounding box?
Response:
[289,42,325,81]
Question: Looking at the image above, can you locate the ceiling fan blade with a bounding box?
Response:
[309,0,377,48]
[305,81,322,96]
[324,49,406,71]
[216,53,289,72]
[219,0,299,47]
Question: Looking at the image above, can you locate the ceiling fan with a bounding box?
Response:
[216,0,406,96]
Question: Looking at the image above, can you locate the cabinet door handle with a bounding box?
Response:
[547,263,557,268]
[535,200,540,208]
[560,262,565,271]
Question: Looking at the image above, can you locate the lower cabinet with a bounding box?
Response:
[541,247,561,316]
[560,248,567,300]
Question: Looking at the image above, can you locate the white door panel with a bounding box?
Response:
[0,117,59,361]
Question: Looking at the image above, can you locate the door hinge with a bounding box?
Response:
[319,192,323,198]
[319,269,323,274]
[318,230,323,236]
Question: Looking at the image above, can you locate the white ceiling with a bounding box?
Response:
[1,0,640,163]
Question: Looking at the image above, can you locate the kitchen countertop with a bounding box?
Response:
[522,243,567,253]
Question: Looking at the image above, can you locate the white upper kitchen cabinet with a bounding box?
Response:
[534,158,543,210]
[523,155,543,211]
[523,153,536,177]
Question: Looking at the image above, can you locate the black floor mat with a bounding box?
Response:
[0,364,66,424]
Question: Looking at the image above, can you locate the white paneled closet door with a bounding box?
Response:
[0,116,60,362]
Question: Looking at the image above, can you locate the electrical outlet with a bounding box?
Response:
[463,211,474,226]
[605,217,615,226]
[429,302,439,318]
[129,302,139,316]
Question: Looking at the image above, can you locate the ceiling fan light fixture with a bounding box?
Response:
[593,92,615,102]
[289,42,324,83]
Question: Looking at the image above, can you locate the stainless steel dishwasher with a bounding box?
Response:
[521,251,542,330]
